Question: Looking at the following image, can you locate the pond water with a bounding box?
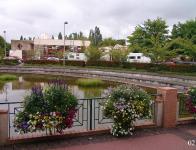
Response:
[0,73,118,102]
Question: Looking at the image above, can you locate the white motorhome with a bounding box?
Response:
[9,50,23,60]
[66,52,87,61]
[127,53,151,63]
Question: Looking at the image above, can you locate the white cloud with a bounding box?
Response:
[0,0,195,41]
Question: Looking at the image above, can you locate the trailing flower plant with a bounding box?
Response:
[186,87,196,116]
[14,80,78,134]
[103,85,152,137]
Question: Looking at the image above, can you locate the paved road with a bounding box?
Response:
[1,124,196,150]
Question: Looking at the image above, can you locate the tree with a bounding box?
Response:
[89,26,102,47]
[100,38,116,47]
[0,36,5,58]
[164,38,196,61]
[20,36,24,40]
[128,18,169,62]
[58,32,63,40]
[171,19,196,41]
[85,46,102,61]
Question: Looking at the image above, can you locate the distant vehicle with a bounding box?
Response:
[127,53,151,63]
[66,52,87,61]
[47,57,59,61]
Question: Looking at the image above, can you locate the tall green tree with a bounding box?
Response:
[89,26,102,47]
[20,35,24,40]
[0,36,6,58]
[128,18,169,62]
[164,38,196,61]
[171,19,196,41]
[58,32,63,40]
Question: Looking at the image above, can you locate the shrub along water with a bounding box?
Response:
[0,74,17,81]
[76,78,105,87]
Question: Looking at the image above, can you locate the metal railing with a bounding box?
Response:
[0,96,156,139]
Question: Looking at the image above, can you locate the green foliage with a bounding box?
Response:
[68,32,88,40]
[110,49,130,62]
[20,35,24,40]
[103,85,152,136]
[89,26,102,47]
[0,36,6,59]
[128,18,169,62]
[171,19,196,40]
[188,87,196,106]
[100,38,117,47]
[0,74,17,81]
[76,78,105,87]
[58,32,63,40]
[164,38,196,61]
[85,46,102,61]
[14,81,78,134]
[100,38,126,46]
[44,83,77,113]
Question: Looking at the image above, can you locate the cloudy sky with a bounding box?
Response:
[0,0,195,41]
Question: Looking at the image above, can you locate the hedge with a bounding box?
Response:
[23,60,196,73]
[86,61,121,67]
[24,60,85,67]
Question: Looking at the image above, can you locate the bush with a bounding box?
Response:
[85,46,102,61]
[0,59,20,65]
[186,87,196,116]
[103,85,152,137]
[0,74,17,81]
[14,80,78,134]
[76,78,105,87]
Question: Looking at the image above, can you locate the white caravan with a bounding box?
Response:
[127,53,151,63]
[66,52,87,61]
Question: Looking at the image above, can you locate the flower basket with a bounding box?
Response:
[103,85,152,137]
[14,80,78,134]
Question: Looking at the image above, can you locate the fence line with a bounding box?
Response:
[0,96,156,139]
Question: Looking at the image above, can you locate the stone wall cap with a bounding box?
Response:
[158,87,177,90]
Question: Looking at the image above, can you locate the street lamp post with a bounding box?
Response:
[3,30,6,57]
[63,21,68,66]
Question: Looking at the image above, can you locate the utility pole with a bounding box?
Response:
[3,30,6,57]
[63,21,68,66]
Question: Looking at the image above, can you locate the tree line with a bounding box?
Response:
[128,18,196,62]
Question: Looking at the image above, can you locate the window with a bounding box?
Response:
[129,56,136,59]
[69,55,74,58]
[137,56,141,59]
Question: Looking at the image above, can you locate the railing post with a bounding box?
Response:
[156,87,178,128]
[89,99,93,130]
[0,110,8,145]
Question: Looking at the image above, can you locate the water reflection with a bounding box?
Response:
[0,74,116,102]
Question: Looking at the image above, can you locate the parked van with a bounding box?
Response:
[127,53,151,63]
